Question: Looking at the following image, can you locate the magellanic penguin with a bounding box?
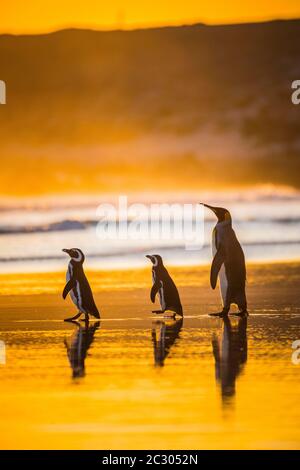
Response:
[146,254,183,317]
[202,204,248,317]
[62,248,100,321]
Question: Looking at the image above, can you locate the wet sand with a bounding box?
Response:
[0,262,300,449]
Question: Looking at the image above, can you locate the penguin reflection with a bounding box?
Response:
[64,320,100,378]
[212,316,247,403]
[152,318,183,367]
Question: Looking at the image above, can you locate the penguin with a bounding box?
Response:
[146,254,183,317]
[201,204,248,317]
[62,248,100,321]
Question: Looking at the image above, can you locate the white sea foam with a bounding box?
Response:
[0,187,299,272]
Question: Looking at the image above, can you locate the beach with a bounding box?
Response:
[0,261,300,449]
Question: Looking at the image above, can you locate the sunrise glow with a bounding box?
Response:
[1,0,300,34]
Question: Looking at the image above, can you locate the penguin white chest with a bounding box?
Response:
[67,264,84,312]
[158,283,166,310]
[153,270,165,310]
[213,226,228,306]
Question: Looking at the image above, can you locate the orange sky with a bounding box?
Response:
[1,0,300,34]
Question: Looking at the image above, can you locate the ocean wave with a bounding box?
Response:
[0,219,95,234]
[1,216,300,235]
[1,240,300,262]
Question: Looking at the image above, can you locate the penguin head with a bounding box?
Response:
[201,204,232,223]
[146,254,163,267]
[62,248,85,263]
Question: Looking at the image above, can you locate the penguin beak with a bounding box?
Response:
[200,203,217,214]
[146,255,154,263]
[200,203,212,209]
[62,249,71,256]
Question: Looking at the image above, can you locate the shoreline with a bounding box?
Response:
[0,259,299,294]
[0,261,299,323]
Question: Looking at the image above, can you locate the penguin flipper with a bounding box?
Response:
[210,248,225,289]
[62,279,76,299]
[150,281,160,303]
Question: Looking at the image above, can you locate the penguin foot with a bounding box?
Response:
[209,311,229,318]
[152,310,164,314]
[163,312,176,319]
[231,310,249,317]
[80,315,90,323]
[64,312,82,322]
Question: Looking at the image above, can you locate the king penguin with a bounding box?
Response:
[201,204,248,317]
[62,248,100,321]
[146,254,183,317]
